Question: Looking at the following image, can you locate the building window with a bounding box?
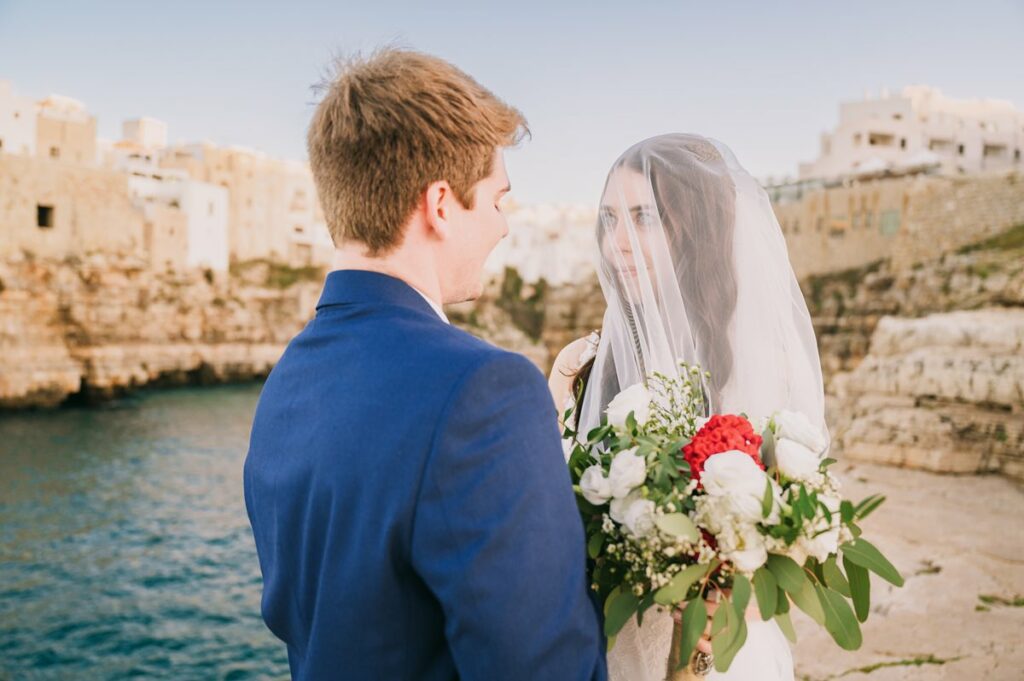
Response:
[900,138,907,149]
[983,144,1008,159]
[37,205,55,229]
[893,113,902,121]
[929,139,952,153]
[0,138,4,151]
[958,144,965,156]
[868,132,895,147]
[208,202,215,216]
[49,146,60,159]
[853,133,862,146]
[1015,149,1021,162]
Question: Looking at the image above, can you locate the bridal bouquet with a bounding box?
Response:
[562,363,903,675]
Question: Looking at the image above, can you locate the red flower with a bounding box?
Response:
[683,414,765,486]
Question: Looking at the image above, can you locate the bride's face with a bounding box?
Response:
[599,166,658,293]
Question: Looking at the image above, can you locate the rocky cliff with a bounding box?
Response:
[0,253,323,408]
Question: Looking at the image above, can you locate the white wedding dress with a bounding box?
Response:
[562,134,825,681]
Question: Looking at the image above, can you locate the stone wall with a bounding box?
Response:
[778,171,1024,278]
[0,155,147,260]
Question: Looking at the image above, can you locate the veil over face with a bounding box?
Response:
[577,133,826,441]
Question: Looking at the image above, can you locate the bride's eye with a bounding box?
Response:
[599,208,617,230]
[634,209,655,228]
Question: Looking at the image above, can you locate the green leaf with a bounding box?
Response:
[760,425,776,468]
[775,586,790,614]
[766,554,807,594]
[823,555,851,597]
[790,577,826,625]
[625,411,638,432]
[710,598,728,637]
[587,532,604,560]
[820,457,838,469]
[636,592,656,627]
[840,500,856,524]
[753,567,778,620]
[842,539,904,586]
[761,478,774,519]
[654,563,708,606]
[713,599,748,673]
[774,610,797,643]
[732,573,752,614]
[854,494,886,521]
[603,587,639,637]
[655,513,700,543]
[844,555,871,622]
[677,598,706,671]
[816,584,863,650]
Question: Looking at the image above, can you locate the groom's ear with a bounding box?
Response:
[423,179,456,241]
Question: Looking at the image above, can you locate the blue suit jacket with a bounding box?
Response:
[244,271,606,681]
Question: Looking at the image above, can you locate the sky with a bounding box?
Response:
[1,1,1022,204]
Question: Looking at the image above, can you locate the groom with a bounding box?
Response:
[243,49,607,680]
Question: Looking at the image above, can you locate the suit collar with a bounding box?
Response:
[316,270,442,321]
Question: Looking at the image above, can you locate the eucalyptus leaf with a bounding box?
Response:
[732,574,752,614]
[844,555,871,622]
[677,598,706,671]
[822,555,851,597]
[603,587,639,638]
[790,577,826,625]
[654,563,707,606]
[655,513,700,543]
[774,610,797,643]
[587,533,604,560]
[766,554,807,594]
[753,567,778,620]
[842,539,904,586]
[713,600,748,673]
[762,478,775,519]
[816,584,863,650]
[775,587,790,615]
[854,494,886,521]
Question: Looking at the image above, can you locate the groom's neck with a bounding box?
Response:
[332,241,443,307]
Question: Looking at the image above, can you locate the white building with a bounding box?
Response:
[280,159,333,266]
[0,80,38,156]
[127,163,230,272]
[800,86,1024,181]
[486,202,598,285]
[123,117,168,150]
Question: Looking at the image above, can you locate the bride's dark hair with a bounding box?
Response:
[572,135,739,426]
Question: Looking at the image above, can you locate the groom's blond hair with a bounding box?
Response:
[308,48,528,256]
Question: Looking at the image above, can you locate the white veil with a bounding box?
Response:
[577,133,825,435]
[578,134,820,681]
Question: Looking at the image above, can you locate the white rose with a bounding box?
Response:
[773,410,828,454]
[729,527,769,573]
[606,383,652,429]
[701,450,768,499]
[579,465,612,506]
[621,497,657,537]
[800,527,841,564]
[610,489,642,525]
[775,438,822,482]
[607,448,647,499]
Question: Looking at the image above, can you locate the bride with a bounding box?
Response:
[549,134,827,680]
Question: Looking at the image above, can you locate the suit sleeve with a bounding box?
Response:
[411,351,607,681]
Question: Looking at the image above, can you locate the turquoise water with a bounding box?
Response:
[0,384,289,680]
